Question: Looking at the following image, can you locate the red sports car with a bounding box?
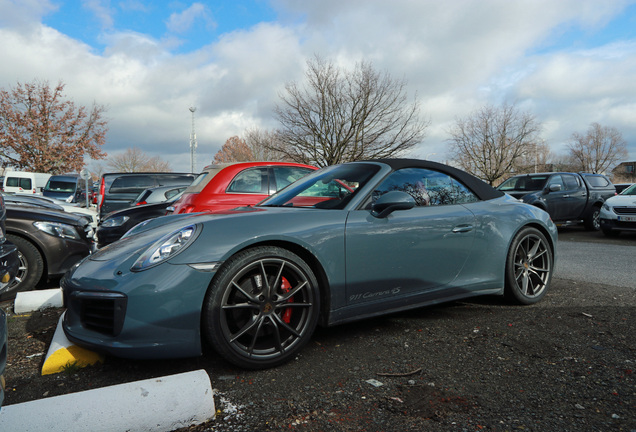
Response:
[169,162,317,214]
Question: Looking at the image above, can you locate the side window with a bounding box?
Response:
[272,167,313,193]
[562,174,580,190]
[373,168,478,207]
[20,178,32,190]
[110,175,156,193]
[165,187,185,200]
[227,168,268,194]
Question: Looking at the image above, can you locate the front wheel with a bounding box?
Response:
[0,235,44,301]
[505,227,553,304]
[584,206,601,231]
[202,246,320,369]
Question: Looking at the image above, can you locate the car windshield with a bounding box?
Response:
[498,175,548,191]
[620,184,636,195]
[44,180,77,193]
[260,163,381,209]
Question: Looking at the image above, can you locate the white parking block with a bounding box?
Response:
[0,369,215,431]
[14,288,63,314]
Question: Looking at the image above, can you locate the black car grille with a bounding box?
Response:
[614,207,636,215]
[71,291,127,336]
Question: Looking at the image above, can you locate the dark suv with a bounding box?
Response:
[97,172,196,219]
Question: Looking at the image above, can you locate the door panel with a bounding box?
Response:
[344,204,475,304]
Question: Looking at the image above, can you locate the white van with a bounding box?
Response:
[3,171,51,195]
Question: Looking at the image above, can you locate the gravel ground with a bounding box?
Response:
[2,276,635,431]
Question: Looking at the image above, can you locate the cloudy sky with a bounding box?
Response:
[1,0,635,173]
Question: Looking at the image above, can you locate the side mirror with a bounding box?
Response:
[548,184,562,193]
[371,191,416,218]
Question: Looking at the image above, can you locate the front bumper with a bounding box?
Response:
[600,218,636,233]
[62,256,217,359]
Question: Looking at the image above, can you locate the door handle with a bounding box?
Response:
[563,194,570,198]
[452,225,473,233]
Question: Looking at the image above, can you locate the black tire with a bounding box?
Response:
[0,235,45,301]
[505,227,553,305]
[202,246,320,369]
[584,206,601,231]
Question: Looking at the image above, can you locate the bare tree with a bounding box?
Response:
[0,80,107,173]
[447,103,542,185]
[105,147,172,172]
[244,127,289,161]
[272,56,429,167]
[513,140,553,174]
[567,123,628,174]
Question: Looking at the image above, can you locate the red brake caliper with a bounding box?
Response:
[281,277,293,323]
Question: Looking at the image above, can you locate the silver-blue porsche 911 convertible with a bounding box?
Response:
[62,159,557,369]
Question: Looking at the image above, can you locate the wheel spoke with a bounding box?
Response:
[278,280,307,301]
[231,280,258,302]
[510,232,552,300]
[246,317,267,355]
[229,315,260,344]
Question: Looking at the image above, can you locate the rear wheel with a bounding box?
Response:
[0,235,44,301]
[505,227,553,304]
[202,246,320,369]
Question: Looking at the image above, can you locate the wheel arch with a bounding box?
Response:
[5,230,49,278]
[208,239,332,327]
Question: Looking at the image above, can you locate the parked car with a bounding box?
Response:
[132,185,191,206]
[600,183,636,237]
[168,162,316,214]
[97,172,197,219]
[0,195,20,409]
[1,193,97,228]
[2,193,65,211]
[1,205,94,300]
[613,183,633,194]
[3,171,51,195]
[96,192,185,248]
[42,174,82,201]
[62,159,557,370]
[497,172,615,230]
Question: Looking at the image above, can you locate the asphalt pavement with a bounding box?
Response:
[555,228,635,289]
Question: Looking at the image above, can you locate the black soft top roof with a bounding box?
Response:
[366,159,505,201]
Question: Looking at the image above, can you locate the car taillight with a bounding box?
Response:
[136,201,147,206]
[98,178,105,209]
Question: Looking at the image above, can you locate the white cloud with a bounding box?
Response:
[166,2,215,34]
[82,0,115,29]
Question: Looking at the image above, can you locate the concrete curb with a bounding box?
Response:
[42,313,104,375]
[14,288,63,314]
[0,369,215,431]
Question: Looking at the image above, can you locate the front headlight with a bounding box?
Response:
[100,215,130,228]
[33,221,81,240]
[131,224,199,271]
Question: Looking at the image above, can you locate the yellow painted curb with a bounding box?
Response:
[41,313,104,375]
[42,345,104,375]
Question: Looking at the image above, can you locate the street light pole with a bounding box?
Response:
[189,107,197,173]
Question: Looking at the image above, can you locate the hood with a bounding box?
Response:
[605,195,636,206]
[103,200,173,219]
[89,206,271,263]
[6,205,88,227]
